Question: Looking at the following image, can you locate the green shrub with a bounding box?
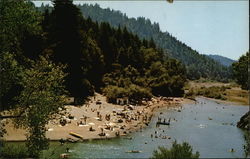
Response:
[151,141,199,159]
[244,130,250,157]
[194,86,226,100]
[102,84,152,104]
[184,88,195,98]
[102,85,128,103]
[127,84,152,103]
[0,144,29,158]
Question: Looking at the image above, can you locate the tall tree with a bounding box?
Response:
[232,52,249,90]
[0,0,42,110]
[0,0,42,58]
[0,53,23,111]
[47,0,94,103]
[76,4,232,82]
[12,56,67,157]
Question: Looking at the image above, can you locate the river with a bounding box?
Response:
[42,97,248,158]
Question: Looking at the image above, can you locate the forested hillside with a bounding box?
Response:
[1,0,187,110]
[65,3,232,81]
[207,54,235,67]
[0,1,247,157]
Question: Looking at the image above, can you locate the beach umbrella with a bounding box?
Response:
[108,122,116,126]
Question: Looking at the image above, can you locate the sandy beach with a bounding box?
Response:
[2,93,193,142]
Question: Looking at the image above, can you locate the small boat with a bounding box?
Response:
[156,121,170,125]
[66,138,77,143]
[126,150,141,153]
[60,153,69,158]
[162,136,167,139]
[120,134,127,136]
[229,148,235,152]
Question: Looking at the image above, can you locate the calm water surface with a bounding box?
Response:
[46,98,248,158]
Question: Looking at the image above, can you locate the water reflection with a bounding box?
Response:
[66,98,248,158]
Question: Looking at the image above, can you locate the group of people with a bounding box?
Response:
[76,116,87,126]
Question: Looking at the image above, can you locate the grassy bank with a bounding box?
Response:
[0,141,73,159]
[185,81,249,105]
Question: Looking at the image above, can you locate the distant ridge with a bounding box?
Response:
[38,3,232,81]
[76,4,232,81]
[207,55,235,67]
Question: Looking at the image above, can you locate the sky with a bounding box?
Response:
[34,0,249,60]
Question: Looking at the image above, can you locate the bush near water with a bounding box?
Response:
[151,141,200,159]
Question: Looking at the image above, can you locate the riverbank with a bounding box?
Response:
[186,81,249,106]
[3,93,193,142]
[48,97,249,158]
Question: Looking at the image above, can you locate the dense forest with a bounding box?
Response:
[0,0,187,156]
[0,1,248,157]
[1,0,187,110]
[58,3,231,81]
[207,55,235,67]
[0,0,188,155]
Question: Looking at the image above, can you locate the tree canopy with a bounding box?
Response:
[73,3,232,82]
[1,0,66,157]
[39,0,187,103]
[232,52,249,90]
[151,141,200,159]
[1,0,188,156]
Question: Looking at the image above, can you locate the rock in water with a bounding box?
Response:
[237,111,250,130]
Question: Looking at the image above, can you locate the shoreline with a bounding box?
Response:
[3,94,193,142]
[200,96,249,106]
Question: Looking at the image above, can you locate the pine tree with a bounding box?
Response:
[48,0,93,103]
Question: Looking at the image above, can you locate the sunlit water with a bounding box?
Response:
[44,98,248,158]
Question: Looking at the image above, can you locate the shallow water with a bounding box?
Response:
[46,98,248,158]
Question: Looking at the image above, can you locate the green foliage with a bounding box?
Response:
[127,84,152,103]
[0,53,24,110]
[0,144,29,158]
[47,0,93,101]
[10,56,67,157]
[74,3,232,82]
[37,2,187,102]
[189,86,227,100]
[102,65,152,103]
[151,141,200,159]
[0,0,43,107]
[0,120,6,147]
[243,130,250,157]
[0,1,66,157]
[0,0,42,56]
[146,61,186,96]
[207,55,235,67]
[232,52,249,90]
[102,55,185,102]
[102,85,152,104]
[102,85,128,103]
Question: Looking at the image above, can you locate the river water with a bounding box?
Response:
[43,97,248,158]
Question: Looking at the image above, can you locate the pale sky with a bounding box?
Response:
[34,1,249,60]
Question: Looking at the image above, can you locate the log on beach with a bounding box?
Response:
[69,132,83,139]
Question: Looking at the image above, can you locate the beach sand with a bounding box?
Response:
[2,93,193,142]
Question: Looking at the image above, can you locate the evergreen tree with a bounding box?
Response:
[0,0,42,60]
[47,0,94,103]
[232,52,249,90]
[76,4,233,82]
